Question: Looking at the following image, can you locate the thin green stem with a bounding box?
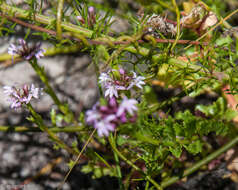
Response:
[30,59,61,106]
[29,59,75,122]
[27,104,77,155]
[0,125,84,132]
[161,135,238,188]
[110,134,124,190]
[56,0,64,40]
[145,180,150,190]
[109,135,162,190]
[155,0,174,12]
[0,3,93,37]
[171,0,180,51]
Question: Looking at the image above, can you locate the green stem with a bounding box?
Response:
[30,59,61,106]
[29,59,75,122]
[171,0,180,51]
[0,125,84,132]
[155,0,174,12]
[0,2,93,37]
[161,135,238,188]
[145,180,150,190]
[109,134,124,190]
[56,0,64,40]
[109,135,162,190]
[27,104,77,155]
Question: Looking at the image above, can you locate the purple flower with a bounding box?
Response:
[94,115,116,137]
[127,72,145,90]
[99,69,145,98]
[3,84,43,109]
[99,73,112,86]
[8,39,45,60]
[85,103,101,125]
[117,97,138,116]
[88,6,95,14]
[85,97,138,137]
[105,85,119,98]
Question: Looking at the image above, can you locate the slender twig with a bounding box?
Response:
[57,129,96,190]
[29,59,75,122]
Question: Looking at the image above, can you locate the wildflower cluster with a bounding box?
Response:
[8,39,45,60]
[86,97,138,137]
[99,68,145,98]
[3,84,43,109]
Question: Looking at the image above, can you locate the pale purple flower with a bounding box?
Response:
[88,6,95,14]
[127,72,145,90]
[117,97,138,117]
[99,69,145,98]
[3,84,43,109]
[85,103,101,124]
[8,39,45,60]
[99,72,112,86]
[86,96,138,137]
[94,115,116,137]
[8,44,19,55]
[86,103,117,137]
[3,86,15,96]
[30,84,43,99]
[88,6,96,26]
[105,85,119,98]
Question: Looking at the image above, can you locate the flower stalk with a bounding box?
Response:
[27,103,77,155]
[29,59,75,122]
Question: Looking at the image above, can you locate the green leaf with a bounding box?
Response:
[195,97,226,117]
[67,160,75,169]
[223,109,238,121]
[50,108,56,126]
[184,140,203,154]
[169,143,182,158]
[216,36,233,46]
